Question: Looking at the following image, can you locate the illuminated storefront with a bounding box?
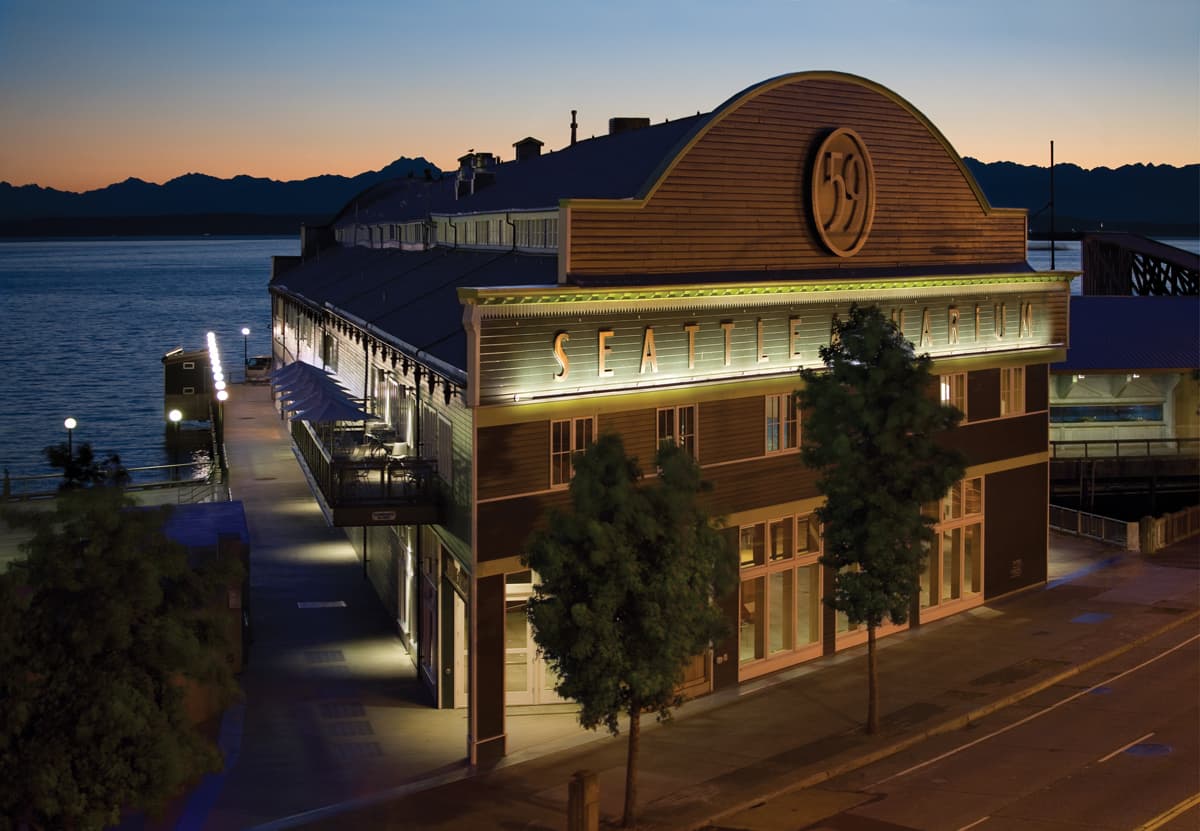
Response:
[269,71,1072,765]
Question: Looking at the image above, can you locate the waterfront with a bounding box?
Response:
[0,235,1194,477]
[0,236,296,475]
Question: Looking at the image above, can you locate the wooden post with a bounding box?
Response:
[568,769,599,831]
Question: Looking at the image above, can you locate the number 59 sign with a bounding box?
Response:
[811,128,876,257]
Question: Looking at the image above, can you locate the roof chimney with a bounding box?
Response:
[513,136,544,162]
[570,110,578,146]
[609,117,651,136]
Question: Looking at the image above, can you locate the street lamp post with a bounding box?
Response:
[242,327,250,380]
[64,417,77,459]
[168,409,182,481]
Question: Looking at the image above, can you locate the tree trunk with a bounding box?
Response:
[867,622,879,735]
[622,705,641,828]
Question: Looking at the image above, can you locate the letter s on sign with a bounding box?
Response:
[553,331,570,381]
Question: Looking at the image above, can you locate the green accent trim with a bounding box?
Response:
[459,272,1075,307]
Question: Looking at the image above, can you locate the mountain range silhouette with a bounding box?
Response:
[0,156,1195,237]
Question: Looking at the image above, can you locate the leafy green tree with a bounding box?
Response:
[0,487,240,830]
[44,440,129,490]
[797,304,965,735]
[523,435,736,827]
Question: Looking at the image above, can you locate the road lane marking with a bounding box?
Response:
[1098,731,1155,763]
[871,632,1199,787]
[1134,792,1200,831]
[955,817,990,830]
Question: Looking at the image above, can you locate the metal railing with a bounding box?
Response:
[1147,505,1200,552]
[1049,504,1136,548]
[1050,438,1200,459]
[2,461,224,503]
[290,420,437,507]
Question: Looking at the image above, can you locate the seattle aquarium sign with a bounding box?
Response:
[462,275,1071,406]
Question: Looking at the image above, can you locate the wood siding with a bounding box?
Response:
[968,368,1001,422]
[939,412,1048,467]
[699,396,764,465]
[984,463,1048,598]
[1027,363,1049,412]
[701,453,821,517]
[477,421,550,500]
[477,491,571,563]
[568,78,1025,276]
[602,407,658,469]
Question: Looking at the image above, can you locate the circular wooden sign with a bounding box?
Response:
[811,128,876,257]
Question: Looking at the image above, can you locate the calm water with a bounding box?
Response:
[0,235,1195,476]
[0,237,296,475]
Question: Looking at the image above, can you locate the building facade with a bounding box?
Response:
[268,72,1072,765]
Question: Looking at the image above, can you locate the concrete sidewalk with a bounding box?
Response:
[204,383,1200,831]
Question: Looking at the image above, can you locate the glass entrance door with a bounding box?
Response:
[504,572,566,706]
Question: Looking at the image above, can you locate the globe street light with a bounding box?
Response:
[168,409,182,480]
[241,327,250,369]
[64,417,77,458]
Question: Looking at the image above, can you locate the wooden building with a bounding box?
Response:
[267,72,1072,765]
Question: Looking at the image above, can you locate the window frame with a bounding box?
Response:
[656,404,698,459]
[765,393,799,455]
[921,476,985,617]
[1000,366,1025,417]
[549,415,595,488]
[738,513,823,674]
[940,372,967,419]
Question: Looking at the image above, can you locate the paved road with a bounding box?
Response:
[714,626,1200,831]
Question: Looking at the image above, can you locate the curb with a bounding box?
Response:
[689,608,1200,831]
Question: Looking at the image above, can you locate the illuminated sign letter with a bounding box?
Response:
[756,318,769,364]
[920,308,932,348]
[552,331,570,381]
[684,323,699,369]
[994,304,1007,340]
[1020,302,1033,338]
[974,304,981,341]
[947,306,959,345]
[830,314,841,348]
[721,321,735,366]
[789,317,802,361]
[598,329,615,377]
[640,327,658,374]
[890,308,904,336]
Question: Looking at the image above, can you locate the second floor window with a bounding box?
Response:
[765,393,798,454]
[940,373,966,418]
[550,416,595,487]
[656,405,697,458]
[1000,367,1025,417]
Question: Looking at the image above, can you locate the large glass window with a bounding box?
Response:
[739,514,821,667]
[940,373,967,418]
[550,416,595,487]
[1050,404,1164,423]
[765,394,799,454]
[1000,366,1025,417]
[923,477,984,610]
[657,405,697,458]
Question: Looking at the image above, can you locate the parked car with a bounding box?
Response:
[245,355,272,384]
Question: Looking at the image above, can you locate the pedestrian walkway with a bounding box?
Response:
[203,383,1200,831]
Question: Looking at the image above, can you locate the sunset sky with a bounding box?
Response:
[1,0,1197,193]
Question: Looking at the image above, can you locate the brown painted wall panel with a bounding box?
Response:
[1027,364,1049,412]
[984,464,1048,598]
[968,369,1000,423]
[938,413,1047,467]
[475,574,505,757]
[602,407,658,469]
[699,397,764,465]
[702,453,821,517]
[477,421,549,501]
[713,528,741,691]
[568,79,1026,277]
[477,491,571,562]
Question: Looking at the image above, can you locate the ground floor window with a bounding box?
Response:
[739,514,821,666]
[921,477,984,611]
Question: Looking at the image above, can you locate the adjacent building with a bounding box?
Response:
[268,71,1073,764]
